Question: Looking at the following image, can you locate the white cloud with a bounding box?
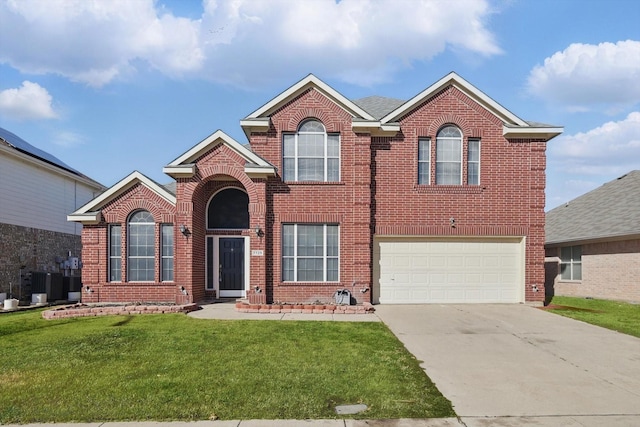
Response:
[198,0,502,86]
[52,131,84,148]
[0,0,501,88]
[549,112,640,175]
[0,0,203,87]
[527,40,640,112]
[0,81,58,120]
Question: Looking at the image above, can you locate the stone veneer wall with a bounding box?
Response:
[0,222,81,298]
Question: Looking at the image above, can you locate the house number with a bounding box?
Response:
[251,250,264,256]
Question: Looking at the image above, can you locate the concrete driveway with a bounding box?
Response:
[375,304,640,426]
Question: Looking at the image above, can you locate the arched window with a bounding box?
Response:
[128,210,155,281]
[207,188,249,229]
[436,125,463,185]
[283,119,340,182]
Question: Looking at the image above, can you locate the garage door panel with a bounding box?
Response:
[377,239,523,304]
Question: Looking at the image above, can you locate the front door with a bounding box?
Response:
[219,237,245,298]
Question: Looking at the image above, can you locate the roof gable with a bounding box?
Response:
[381,72,562,141]
[546,170,640,245]
[162,129,275,179]
[240,74,376,137]
[245,74,375,121]
[67,171,176,224]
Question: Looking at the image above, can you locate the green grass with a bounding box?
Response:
[547,296,640,338]
[0,309,454,423]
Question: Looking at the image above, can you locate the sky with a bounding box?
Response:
[1,0,639,211]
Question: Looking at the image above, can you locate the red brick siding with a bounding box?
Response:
[79,184,178,303]
[251,88,373,304]
[81,83,548,304]
[369,87,546,302]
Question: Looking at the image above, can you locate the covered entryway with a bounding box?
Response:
[374,237,524,303]
[206,236,249,298]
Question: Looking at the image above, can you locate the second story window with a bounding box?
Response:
[436,125,463,185]
[283,119,340,182]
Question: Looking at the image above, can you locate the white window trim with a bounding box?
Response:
[282,224,340,282]
[161,224,174,282]
[283,122,340,182]
[127,211,155,283]
[467,138,481,185]
[418,138,431,185]
[436,131,463,185]
[560,246,582,281]
[108,224,122,282]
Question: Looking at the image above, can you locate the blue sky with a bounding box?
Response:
[1,0,639,211]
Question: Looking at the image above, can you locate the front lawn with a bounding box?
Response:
[546,296,640,338]
[0,309,454,423]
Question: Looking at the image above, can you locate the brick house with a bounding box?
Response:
[68,72,562,305]
[545,171,640,303]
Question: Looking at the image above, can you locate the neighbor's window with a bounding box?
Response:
[560,246,582,280]
[467,138,480,185]
[283,119,340,182]
[436,125,463,185]
[109,224,122,282]
[161,224,174,282]
[128,210,155,282]
[282,224,339,282]
[418,138,431,184]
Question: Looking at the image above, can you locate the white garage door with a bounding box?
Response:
[375,238,524,304]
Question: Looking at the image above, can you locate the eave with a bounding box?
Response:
[503,126,564,141]
[66,211,102,225]
[351,121,400,136]
[162,164,196,178]
[240,118,271,139]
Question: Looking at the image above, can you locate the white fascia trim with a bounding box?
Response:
[239,118,270,130]
[166,129,271,169]
[70,171,176,216]
[67,212,101,225]
[240,118,271,139]
[381,72,528,127]
[503,126,564,140]
[162,164,196,177]
[0,143,105,191]
[351,121,400,136]
[244,74,375,121]
[245,165,277,178]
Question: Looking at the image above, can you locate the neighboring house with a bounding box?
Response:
[68,72,562,305]
[0,127,105,299]
[545,171,640,303]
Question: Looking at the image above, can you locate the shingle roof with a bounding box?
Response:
[352,96,406,120]
[545,170,640,245]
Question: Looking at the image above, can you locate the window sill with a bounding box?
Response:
[284,181,344,186]
[414,185,485,194]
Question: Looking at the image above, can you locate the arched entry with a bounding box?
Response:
[207,188,249,229]
[206,187,250,298]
